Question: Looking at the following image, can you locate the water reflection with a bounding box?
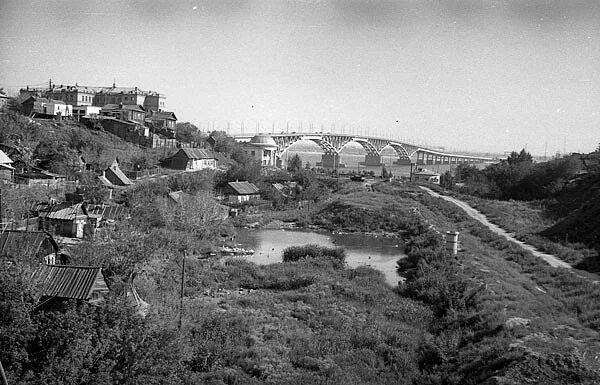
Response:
[235,228,405,286]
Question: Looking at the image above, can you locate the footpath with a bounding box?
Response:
[419,186,572,269]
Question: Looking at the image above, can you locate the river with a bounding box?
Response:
[235,228,405,286]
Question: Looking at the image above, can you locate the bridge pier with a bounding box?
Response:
[363,154,382,166]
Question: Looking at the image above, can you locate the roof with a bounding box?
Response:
[32,264,109,300]
[86,204,130,220]
[227,181,260,195]
[150,111,177,120]
[106,160,133,185]
[178,148,215,160]
[414,169,440,176]
[101,104,145,113]
[0,149,13,165]
[249,134,277,147]
[38,202,88,220]
[0,230,59,258]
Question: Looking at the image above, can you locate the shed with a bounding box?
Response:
[37,202,89,238]
[169,148,216,171]
[225,181,260,203]
[32,264,110,305]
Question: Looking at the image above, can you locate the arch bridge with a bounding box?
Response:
[234,133,493,168]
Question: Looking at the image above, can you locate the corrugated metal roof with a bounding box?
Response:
[38,202,87,220]
[86,204,130,220]
[32,265,109,300]
[179,148,214,160]
[0,230,58,258]
[228,181,260,195]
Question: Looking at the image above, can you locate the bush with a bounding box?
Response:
[282,244,346,268]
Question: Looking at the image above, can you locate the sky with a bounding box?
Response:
[1,0,599,155]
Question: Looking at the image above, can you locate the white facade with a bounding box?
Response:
[34,100,72,117]
[72,105,101,120]
[241,135,278,166]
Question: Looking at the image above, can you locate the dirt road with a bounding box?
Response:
[419,186,572,269]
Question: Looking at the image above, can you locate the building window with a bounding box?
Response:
[251,151,255,156]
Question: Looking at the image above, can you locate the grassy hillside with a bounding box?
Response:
[0,110,174,175]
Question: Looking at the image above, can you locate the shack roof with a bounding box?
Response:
[150,111,177,120]
[0,230,59,258]
[32,264,109,300]
[177,148,214,160]
[37,202,88,220]
[227,181,260,195]
[86,204,130,220]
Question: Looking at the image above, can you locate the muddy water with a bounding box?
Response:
[235,228,406,286]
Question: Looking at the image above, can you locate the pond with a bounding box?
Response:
[234,228,406,286]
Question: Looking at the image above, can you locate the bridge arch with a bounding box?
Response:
[276,135,339,156]
[384,143,412,161]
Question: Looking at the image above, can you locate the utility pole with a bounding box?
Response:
[178,249,186,331]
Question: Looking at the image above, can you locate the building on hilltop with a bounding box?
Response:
[21,96,72,118]
[100,103,146,124]
[145,110,177,134]
[19,82,166,111]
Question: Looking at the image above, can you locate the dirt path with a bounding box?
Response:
[419,186,572,269]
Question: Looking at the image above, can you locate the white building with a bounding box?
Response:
[72,105,101,121]
[33,99,72,117]
[241,135,278,166]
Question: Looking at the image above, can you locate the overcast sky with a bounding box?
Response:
[1,0,599,155]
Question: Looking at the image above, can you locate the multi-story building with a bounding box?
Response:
[19,82,166,112]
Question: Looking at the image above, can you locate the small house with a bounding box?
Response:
[169,148,216,171]
[100,103,146,124]
[145,111,177,131]
[37,202,89,238]
[225,181,260,203]
[411,168,441,185]
[32,264,110,306]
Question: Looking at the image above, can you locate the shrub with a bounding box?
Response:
[282,244,346,268]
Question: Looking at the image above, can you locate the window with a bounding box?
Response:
[251,151,255,156]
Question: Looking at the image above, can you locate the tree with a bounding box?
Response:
[507,149,533,165]
[287,154,302,172]
[381,165,389,179]
[175,122,200,143]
